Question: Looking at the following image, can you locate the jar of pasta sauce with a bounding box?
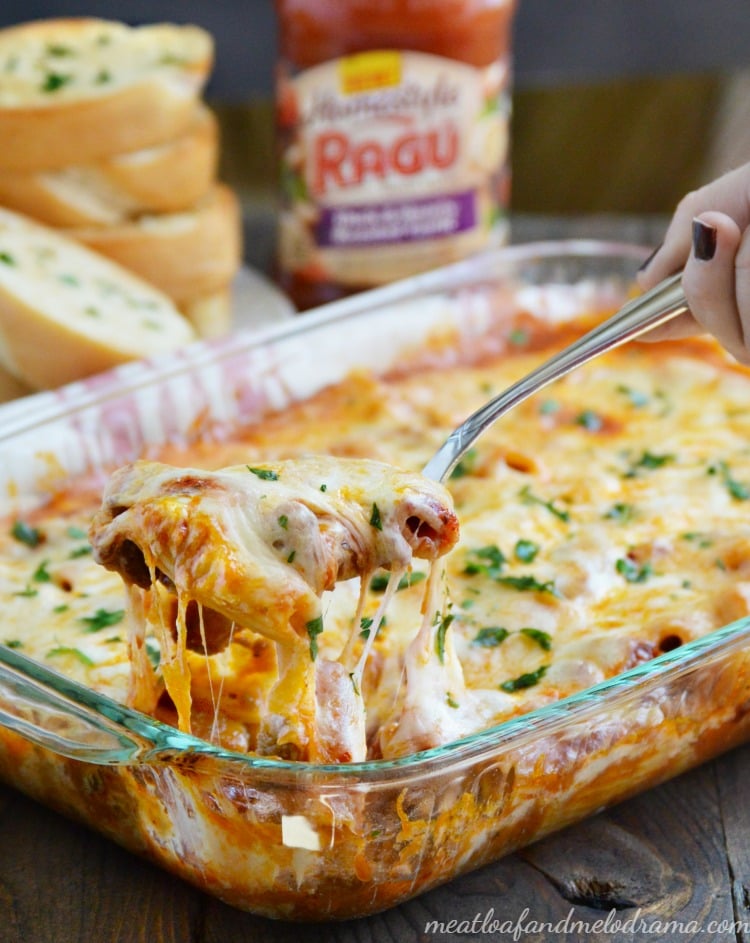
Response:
[274,0,517,310]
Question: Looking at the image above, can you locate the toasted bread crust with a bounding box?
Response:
[0,205,196,389]
[69,184,242,303]
[96,104,218,215]
[0,19,213,172]
[0,104,218,225]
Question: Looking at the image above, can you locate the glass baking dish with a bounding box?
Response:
[1,240,750,921]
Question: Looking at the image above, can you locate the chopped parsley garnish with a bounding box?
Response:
[465,544,555,594]
[450,448,479,479]
[508,327,529,347]
[708,460,750,501]
[538,399,559,415]
[287,550,296,563]
[47,646,93,667]
[603,502,634,523]
[14,586,38,598]
[627,450,675,475]
[369,573,391,593]
[617,384,650,408]
[41,72,72,92]
[682,531,713,548]
[464,544,506,578]
[369,503,383,530]
[69,545,93,558]
[145,637,161,670]
[615,557,652,583]
[519,627,552,651]
[4,640,22,649]
[320,483,327,492]
[52,604,69,614]
[575,409,603,432]
[46,43,72,56]
[638,451,674,469]
[446,693,459,709]
[306,615,324,660]
[247,466,279,481]
[519,485,570,522]
[369,570,426,593]
[359,617,373,638]
[434,614,454,664]
[66,526,88,539]
[500,665,548,693]
[514,539,540,563]
[79,608,124,632]
[32,560,52,583]
[496,574,558,596]
[11,520,42,548]
[0,251,14,266]
[278,514,289,530]
[472,626,509,648]
[159,52,187,66]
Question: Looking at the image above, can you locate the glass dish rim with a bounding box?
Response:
[6,236,736,783]
[0,238,647,441]
[3,616,750,781]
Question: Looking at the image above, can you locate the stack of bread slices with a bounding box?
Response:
[0,17,243,396]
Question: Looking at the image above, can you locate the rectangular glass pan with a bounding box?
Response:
[1,240,750,921]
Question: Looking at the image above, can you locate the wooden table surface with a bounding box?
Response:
[5,214,750,943]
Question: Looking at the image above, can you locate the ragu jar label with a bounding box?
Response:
[274,0,516,310]
[277,48,511,300]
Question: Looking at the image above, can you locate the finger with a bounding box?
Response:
[681,211,746,360]
[636,222,688,291]
[732,222,750,356]
[637,162,750,290]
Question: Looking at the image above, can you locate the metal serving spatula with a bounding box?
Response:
[422,272,688,482]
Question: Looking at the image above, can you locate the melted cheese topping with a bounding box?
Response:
[4,327,750,763]
[87,456,458,761]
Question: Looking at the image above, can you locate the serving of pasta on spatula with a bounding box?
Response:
[89,456,459,762]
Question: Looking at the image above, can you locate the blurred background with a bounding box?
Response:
[3,1,750,261]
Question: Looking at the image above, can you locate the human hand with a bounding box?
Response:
[637,161,750,363]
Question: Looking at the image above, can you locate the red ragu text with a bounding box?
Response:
[312,123,459,195]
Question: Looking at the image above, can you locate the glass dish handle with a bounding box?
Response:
[0,645,148,765]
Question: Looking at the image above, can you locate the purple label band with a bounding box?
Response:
[315,190,477,248]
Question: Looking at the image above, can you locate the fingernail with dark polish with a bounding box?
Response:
[692,218,717,261]
[638,243,663,272]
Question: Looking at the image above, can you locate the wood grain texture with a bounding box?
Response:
[716,748,750,943]
[0,784,202,943]
[2,747,749,942]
